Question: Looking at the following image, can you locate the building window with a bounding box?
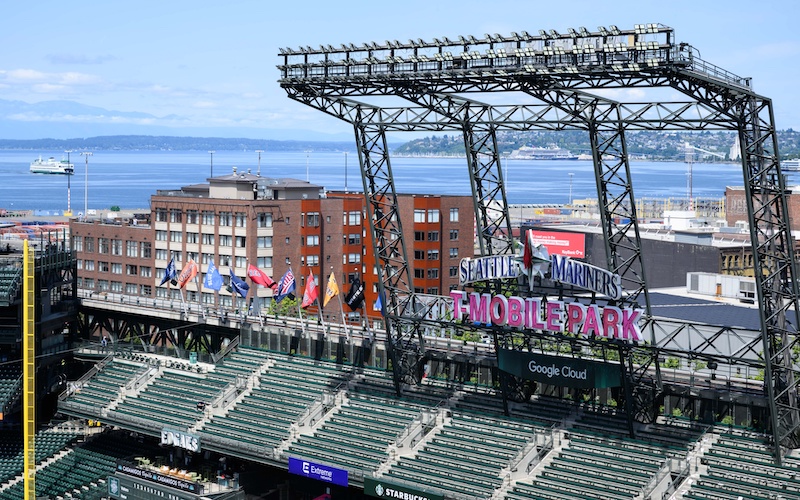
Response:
[155,208,167,222]
[84,278,94,289]
[73,236,83,252]
[235,213,246,227]
[236,256,247,268]
[219,212,232,226]
[99,261,110,273]
[428,231,439,242]
[170,231,183,243]
[202,234,215,245]
[140,267,152,278]
[450,208,459,222]
[449,266,458,277]
[414,210,425,223]
[201,253,213,265]
[285,237,290,244]
[306,235,319,246]
[111,239,122,256]
[98,280,110,292]
[170,209,182,223]
[257,236,273,248]
[449,248,458,258]
[187,210,199,224]
[427,250,439,260]
[125,240,137,257]
[414,269,425,279]
[126,264,138,276]
[414,250,425,260]
[414,231,425,241]
[427,209,439,223]
[307,255,319,266]
[126,283,138,294]
[141,242,151,258]
[76,259,83,270]
[427,287,439,295]
[347,211,361,225]
[219,235,232,246]
[140,285,151,296]
[235,236,246,248]
[345,253,361,264]
[85,260,95,271]
[186,232,199,244]
[450,230,458,240]
[155,231,167,241]
[202,211,215,225]
[347,233,361,245]
[427,269,439,279]
[98,238,110,253]
[307,212,320,227]
[111,281,123,292]
[257,256,272,268]
[155,249,168,261]
[257,213,273,227]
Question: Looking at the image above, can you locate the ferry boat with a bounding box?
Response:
[30,156,74,175]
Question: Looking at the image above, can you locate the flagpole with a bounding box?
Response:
[337,285,350,341]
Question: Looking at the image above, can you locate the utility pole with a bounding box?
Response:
[81,152,92,218]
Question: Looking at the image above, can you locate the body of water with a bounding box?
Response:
[0,150,757,213]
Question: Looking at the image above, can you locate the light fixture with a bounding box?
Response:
[609,25,620,35]
[579,26,590,36]
[549,29,559,38]
[568,28,578,37]
[598,26,608,36]
[538,29,548,37]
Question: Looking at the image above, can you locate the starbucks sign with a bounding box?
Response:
[364,477,444,500]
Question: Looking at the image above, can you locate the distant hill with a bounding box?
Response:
[0,135,361,152]
[395,130,800,160]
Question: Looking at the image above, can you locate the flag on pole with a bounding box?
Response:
[176,259,198,288]
[248,264,277,289]
[323,271,339,307]
[275,268,296,303]
[301,270,318,309]
[203,261,223,291]
[374,290,386,317]
[159,257,177,286]
[229,269,250,298]
[344,278,365,311]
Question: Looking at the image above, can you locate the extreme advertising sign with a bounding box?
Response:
[364,477,444,500]
[288,457,348,487]
[498,350,622,389]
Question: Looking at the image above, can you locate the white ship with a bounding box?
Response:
[30,156,74,175]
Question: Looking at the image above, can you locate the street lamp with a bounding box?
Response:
[65,150,73,216]
[305,151,310,182]
[344,152,348,193]
[208,150,215,178]
[568,172,574,205]
[255,149,264,176]
[81,152,93,218]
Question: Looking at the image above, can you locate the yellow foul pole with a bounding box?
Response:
[23,240,35,500]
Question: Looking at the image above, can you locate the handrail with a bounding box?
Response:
[58,352,114,401]
[212,336,240,364]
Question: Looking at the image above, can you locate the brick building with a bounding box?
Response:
[70,170,474,322]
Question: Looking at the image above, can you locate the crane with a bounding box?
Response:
[684,142,726,211]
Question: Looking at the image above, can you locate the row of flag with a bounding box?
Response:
[158,257,367,311]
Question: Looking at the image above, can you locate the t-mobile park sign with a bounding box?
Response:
[449,291,642,342]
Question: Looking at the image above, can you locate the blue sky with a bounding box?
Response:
[2,0,799,139]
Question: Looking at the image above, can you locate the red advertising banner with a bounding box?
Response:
[528,230,586,258]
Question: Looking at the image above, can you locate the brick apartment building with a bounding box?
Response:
[70,169,474,322]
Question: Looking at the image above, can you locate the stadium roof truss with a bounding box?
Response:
[279,24,800,462]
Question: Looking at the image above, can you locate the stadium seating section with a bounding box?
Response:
[4,346,800,499]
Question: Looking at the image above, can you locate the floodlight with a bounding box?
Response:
[612,64,624,71]
[469,35,478,44]
[419,54,429,62]
[514,48,525,57]
[598,26,608,36]
[568,28,578,37]
[647,23,658,32]
[494,33,503,41]
[634,24,645,34]
[433,38,442,45]
[549,29,559,38]
[417,38,425,45]
[628,63,641,71]
[511,32,520,40]
[579,27,590,36]
[524,64,536,73]
[442,36,452,44]
[520,31,530,38]
[538,29,548,37]
[484,33,492,42]
[497,48,507,56]
[609,25,620,35]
